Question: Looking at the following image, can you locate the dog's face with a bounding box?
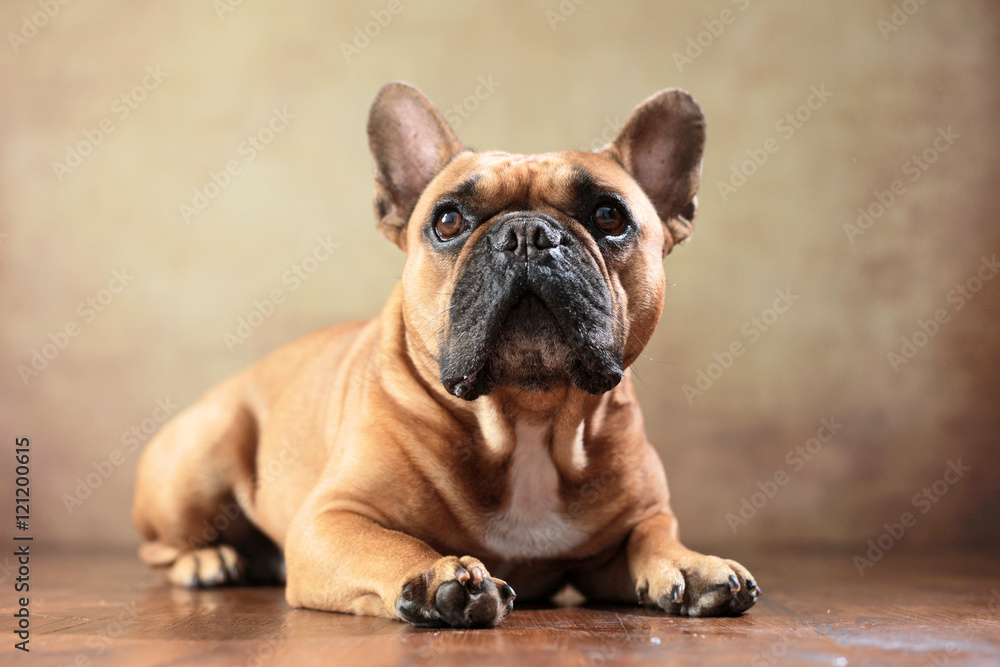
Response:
[368,84,705,401]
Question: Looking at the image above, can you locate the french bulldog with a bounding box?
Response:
[133,82,759,628]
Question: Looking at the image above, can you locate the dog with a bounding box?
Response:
[133,82,759,628]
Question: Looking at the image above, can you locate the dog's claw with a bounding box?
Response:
[499,582,516,601]
[727,575,740,592]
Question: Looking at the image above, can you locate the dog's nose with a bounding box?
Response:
[493,216,564,260]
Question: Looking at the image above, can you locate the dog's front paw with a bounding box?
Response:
[396,556,515,628]
[637,552,760,617]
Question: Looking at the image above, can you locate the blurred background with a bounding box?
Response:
[1,1,997,557]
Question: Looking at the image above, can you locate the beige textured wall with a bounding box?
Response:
[1,1,997,554]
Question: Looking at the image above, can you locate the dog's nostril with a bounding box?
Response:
[501,228,519,252]
[534,226,560,250]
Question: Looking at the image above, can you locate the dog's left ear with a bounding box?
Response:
[368,82,466,250]
[603,89,706,251]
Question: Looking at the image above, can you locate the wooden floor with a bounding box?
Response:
[6,547,1000,666]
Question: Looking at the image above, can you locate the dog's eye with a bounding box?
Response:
[434,209,466,241]
[592,202,627,236]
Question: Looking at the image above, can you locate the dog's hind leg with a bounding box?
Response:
[132,378,276,587]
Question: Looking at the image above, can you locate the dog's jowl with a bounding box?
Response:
[133,82,759,628]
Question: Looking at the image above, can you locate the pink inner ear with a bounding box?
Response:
[634,133,680,186]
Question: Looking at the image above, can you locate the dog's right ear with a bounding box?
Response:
[367,83,466,250]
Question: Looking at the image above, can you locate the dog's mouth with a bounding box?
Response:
[440,285,623,401]
[441,291,573,399]
[485,293,576,390]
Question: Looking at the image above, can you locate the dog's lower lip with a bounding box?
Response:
[442,371,486,400]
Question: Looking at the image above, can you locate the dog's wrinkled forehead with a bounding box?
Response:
[435,152,609,217]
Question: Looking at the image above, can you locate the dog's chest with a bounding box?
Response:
[481,420,588,560]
